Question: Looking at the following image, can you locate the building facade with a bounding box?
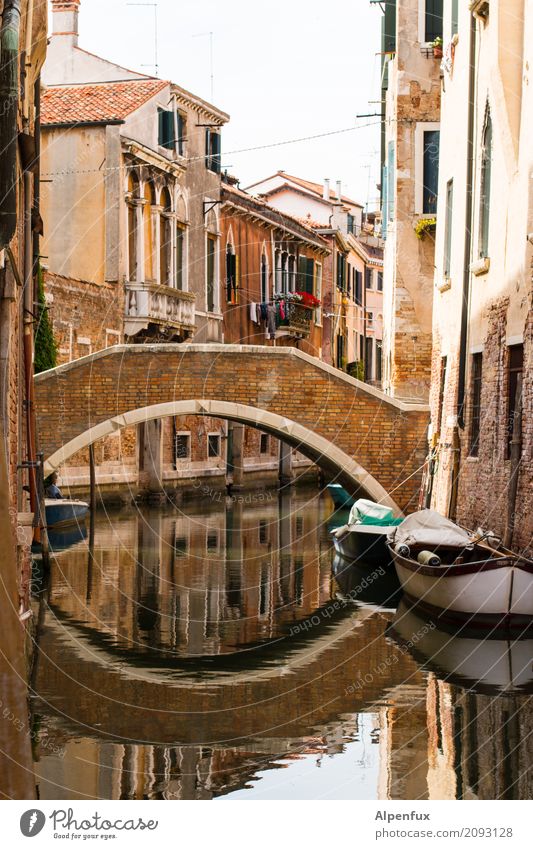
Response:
[378,0,442,401]
[427,0,532,554]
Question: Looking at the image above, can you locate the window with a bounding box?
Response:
[506,344,523,458]
[288,255,296,293]
[336,334,345,369]
[226,244,238,304]
[437,355,447,435]
[336,253,346,292]
[158,109,175,149]
[479,110,492,259]
[174,536,187,557]
[206,234,217,312]
[347,213,355,234]
[387,141,395,221]
[260,433,269,454]
[298,255,315,294]
[315,262,322,325]
[208,433,221,458]
[127,172,139,282]
[366,310,374,326]
[376,341,383,383]
[259,519,268,545]
[261,253,268,302]
[175,433,190,460]
[377,271,383,292]
[444,179,453,278]
[176,112,186,157]
[451,0,459,36]
[365,267,373,290]
[423,129,440,214]
[365,337,374,381]
[282,252,289,295]
[159,187,172,286]
[423,0,443,43]
[469,353,482,456]
[175,225,185,290]
[205,129,221,173]
[207,532,219,551]
[355,270,363,306]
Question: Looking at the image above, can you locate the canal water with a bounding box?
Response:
[30,486,533,800]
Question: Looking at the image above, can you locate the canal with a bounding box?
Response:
[30,485,533,800]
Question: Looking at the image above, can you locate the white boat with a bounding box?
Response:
[331,498,403,566]
[388,510,533,631]
[45,498,89,529]
[389,599,533,694]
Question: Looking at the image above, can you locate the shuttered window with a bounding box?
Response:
[226,247,238,304]
[158,109,175,149]
[298,256,315,294]
[176,226,185,290]
[177,112,186,156]
[443,179,453,278]
[479,112,492,258]
[207,235,216,312]
[205,129,221,173]
[355,270,363,306]
[451,0,459,36]
[425,0,443,43]
[423,130,440,214]
[469,353,483,457]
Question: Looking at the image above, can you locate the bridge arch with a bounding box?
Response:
[35,344,429,512]
[44,399,400,512]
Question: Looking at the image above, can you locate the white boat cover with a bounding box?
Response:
[349,498,395,526]
[387,509,472,549]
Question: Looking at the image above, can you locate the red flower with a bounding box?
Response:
[295,290,321,307]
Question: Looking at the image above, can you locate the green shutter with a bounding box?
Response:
[423,130,440,214]
[425,0,443,42]
[158,109,175,149]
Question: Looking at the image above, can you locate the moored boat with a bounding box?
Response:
[326,483,356,510]
[45,498,89,529]
[331,498,403,566]
[388,510,533,631]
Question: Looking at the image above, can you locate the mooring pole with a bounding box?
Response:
[89,443,96,547]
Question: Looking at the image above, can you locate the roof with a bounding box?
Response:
[221,183,330,251]
[41,79,168,126]
[247,170,363,208]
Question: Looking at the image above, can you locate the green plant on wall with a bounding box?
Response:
[34,264,57,374]
[414,217,437,240]
[347,360,365,381]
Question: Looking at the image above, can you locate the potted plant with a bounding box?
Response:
[432,36,443,58]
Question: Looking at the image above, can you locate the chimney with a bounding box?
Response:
[336,180,342,204]
[51,0,81,47]
[323,178,330,201]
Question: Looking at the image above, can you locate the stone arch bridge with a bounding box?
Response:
[35,344,429,512]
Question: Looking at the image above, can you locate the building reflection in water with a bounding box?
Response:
[31,489,533,800]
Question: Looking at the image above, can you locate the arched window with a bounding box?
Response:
[479,108,492,259]
[226,242,238,304]
[143,181,156,282]
[206,207,219,313]
[127,172,140,282]
[160,187,172,286]
[175,192,187,290]
[261,251,268,303]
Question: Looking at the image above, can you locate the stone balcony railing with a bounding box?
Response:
[277,302,314,338]
[124,281,196,340]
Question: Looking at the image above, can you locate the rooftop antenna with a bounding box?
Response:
[127,2,159,77]
[193,31,214,101]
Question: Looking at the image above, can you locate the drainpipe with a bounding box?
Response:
[449,13,477,520]
[0,0,22,249]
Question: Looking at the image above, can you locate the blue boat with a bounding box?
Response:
[326,483,356,510]
[45,498,89,529]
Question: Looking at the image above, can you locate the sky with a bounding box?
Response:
[50,0,383,209]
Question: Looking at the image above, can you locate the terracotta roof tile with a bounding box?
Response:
[41,79,168,126]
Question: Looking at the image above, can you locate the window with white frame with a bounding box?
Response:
[175,432,190,461]
[208,433,221,458]
[415,123,440,215]
[418,0,443,44]
[478,108,492,259]
[443,178,453,278]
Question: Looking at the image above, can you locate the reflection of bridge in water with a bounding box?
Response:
[32,495,533,800]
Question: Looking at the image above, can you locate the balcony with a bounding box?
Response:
[124,281,196,341]
[276,302,314,339]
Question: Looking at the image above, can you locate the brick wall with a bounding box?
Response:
[430,299,533,556]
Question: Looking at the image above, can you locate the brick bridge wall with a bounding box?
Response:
[34,344,429,512]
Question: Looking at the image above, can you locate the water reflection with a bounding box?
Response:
[31,487,533,800]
